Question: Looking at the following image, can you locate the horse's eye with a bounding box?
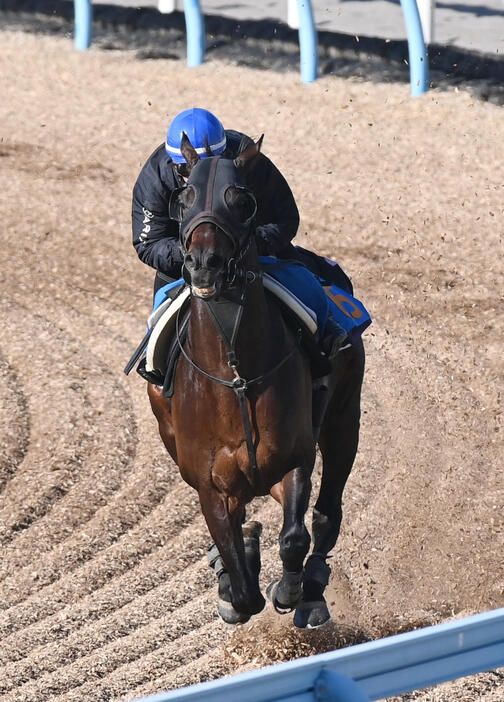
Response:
[170,185,196,221]
[225,187,256,223]
[180,186,196,210]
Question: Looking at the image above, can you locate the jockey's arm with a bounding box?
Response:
[132,191,184,277]
[248,153,300,256]
[132,147,184,278]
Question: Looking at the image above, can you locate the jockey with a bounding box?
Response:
[129,108,353,381]
[132,107,300,298]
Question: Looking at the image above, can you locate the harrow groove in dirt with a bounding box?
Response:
[0,301,137,562]
[0,28,502,702]
[0,473,200,612]
[0,351,30,495]
[0,507,208,647]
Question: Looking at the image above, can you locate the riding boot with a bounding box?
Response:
[322,315,348,360]
[135,359,165,386]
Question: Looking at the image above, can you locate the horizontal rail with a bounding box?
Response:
[133,608,504,701]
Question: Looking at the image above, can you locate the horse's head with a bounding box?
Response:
[170,133,261,298]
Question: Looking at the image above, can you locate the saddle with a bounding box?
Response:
[133,260,371,396]
[136,278,326,395]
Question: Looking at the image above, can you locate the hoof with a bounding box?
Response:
[266,580,299,615]
[217,598,251,625]
[293,600,331,629]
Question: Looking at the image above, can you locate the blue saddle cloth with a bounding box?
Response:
[152,258,371,344]
[153,278,184,311]
[260,256,371,343]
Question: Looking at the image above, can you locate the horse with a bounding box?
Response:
[147,134,365,628]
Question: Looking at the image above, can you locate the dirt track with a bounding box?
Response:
[0,28,503,702]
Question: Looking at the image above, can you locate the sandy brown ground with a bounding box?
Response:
[0,29,503,702]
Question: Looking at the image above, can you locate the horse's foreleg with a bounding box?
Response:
[268,464,313,613]
[295,345,364,629]
[199,488,265,623]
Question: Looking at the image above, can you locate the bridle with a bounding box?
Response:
[175,156,257,289]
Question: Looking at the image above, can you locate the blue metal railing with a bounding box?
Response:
[400,0,430,95]
[297,0,318,83]
[132,608,504,702]
[184,0,205,67]
[74,0,92,50]
[72,1,428,93]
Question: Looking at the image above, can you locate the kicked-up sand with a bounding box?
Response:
[0,27,503,702]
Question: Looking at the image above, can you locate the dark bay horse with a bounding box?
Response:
[148,135,365,628]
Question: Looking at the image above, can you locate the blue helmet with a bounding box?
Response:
[165,108,226,163]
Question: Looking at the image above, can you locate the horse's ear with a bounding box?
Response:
[234,134,264,171]
[180,132,200,172]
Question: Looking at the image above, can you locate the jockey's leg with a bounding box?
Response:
[128,272,184,383]
[289,245,354,294]
[322,314,348,359]
[153,271,179,300]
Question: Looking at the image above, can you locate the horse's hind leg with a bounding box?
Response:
[268,463,314,613]
[295,342,365,629]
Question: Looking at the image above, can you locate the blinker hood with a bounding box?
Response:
[172,157,257,250]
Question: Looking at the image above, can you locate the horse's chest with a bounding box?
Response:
[174,382,312,491]
[211,442,287,496]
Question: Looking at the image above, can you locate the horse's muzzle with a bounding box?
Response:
[192,284,217,299]
[184,254,226,299]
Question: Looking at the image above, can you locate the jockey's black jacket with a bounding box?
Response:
[132,129,300,278]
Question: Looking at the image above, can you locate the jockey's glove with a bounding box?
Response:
[255,230,277,256]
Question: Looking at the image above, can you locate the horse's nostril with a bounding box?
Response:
[184,253,195,267]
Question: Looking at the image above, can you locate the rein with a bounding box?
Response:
[175,277,301,494]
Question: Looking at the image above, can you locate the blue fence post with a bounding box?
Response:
[74,0,92,50]
[184,0,205,67]
[399,0,429,95]
[296,0,318,83]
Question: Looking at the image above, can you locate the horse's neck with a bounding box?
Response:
[188,280,275,379]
